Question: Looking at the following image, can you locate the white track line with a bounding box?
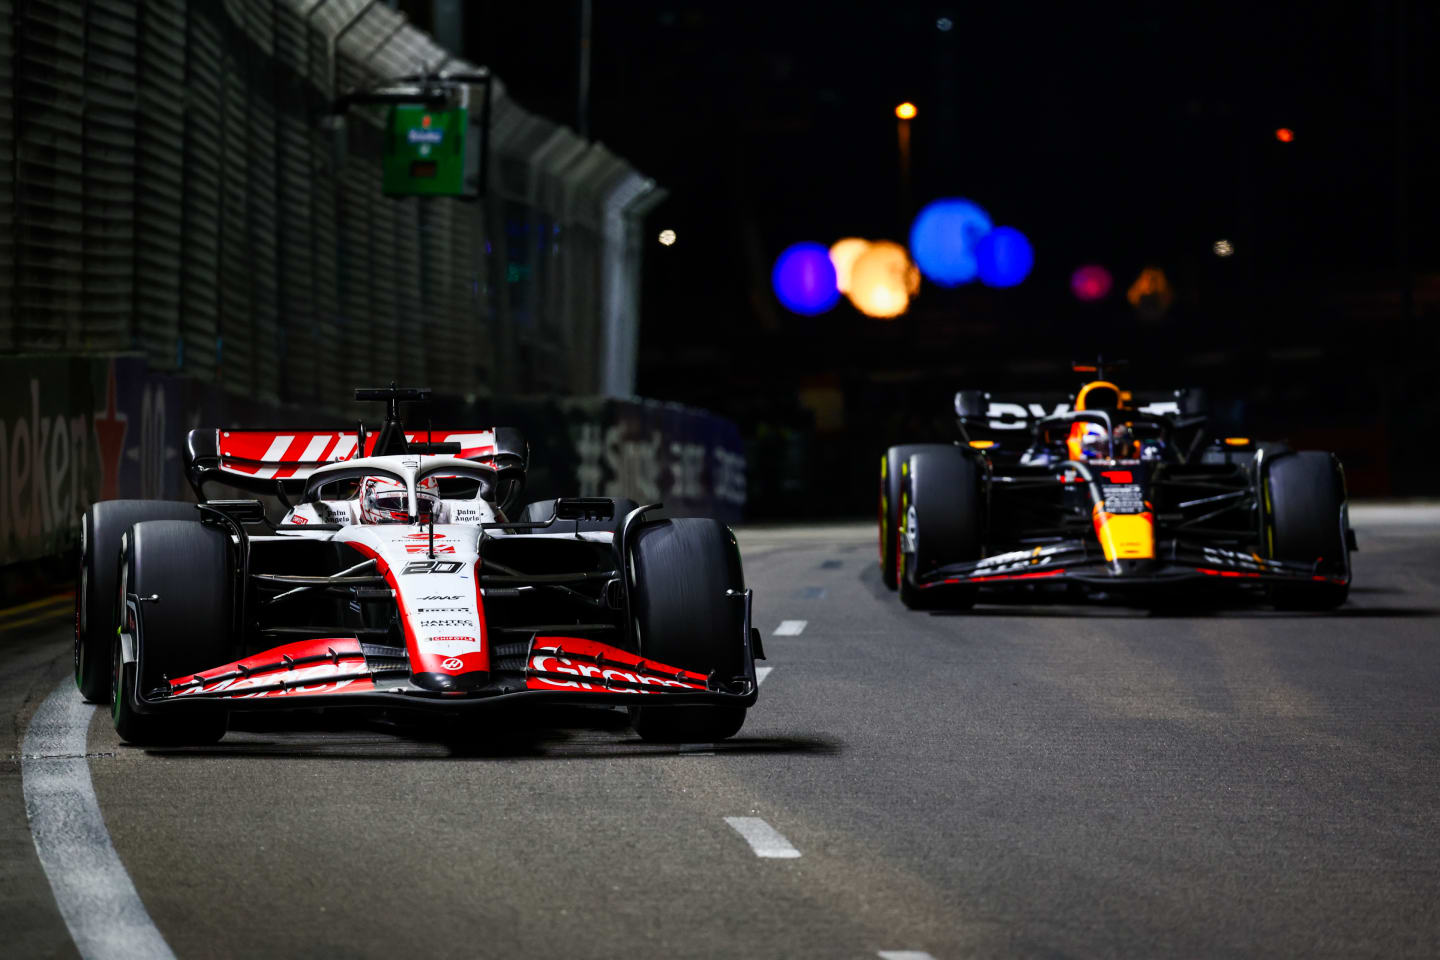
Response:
[756,666,773,686]
[724,816,801,858]
[773,620,807,636]
[878,953,938,960]
[22,678,177,960]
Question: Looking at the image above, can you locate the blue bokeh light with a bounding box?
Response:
[908,198,993,286]
[771,242,840,315]
[975,227,1034,288]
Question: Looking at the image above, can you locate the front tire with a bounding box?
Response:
[627,518,748,742]
[75,500,198,702]
[112,520,232,745]
[899,446,984,610]
[1266,451,1350,610]
[881,444,944,590]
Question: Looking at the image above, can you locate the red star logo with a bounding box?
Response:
[93,361,128,500]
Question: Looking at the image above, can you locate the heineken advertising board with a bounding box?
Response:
[383,105,471,197]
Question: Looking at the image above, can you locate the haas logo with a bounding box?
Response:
[440,657,465,672]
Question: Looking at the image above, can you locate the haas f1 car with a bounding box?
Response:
[880,363,1356,611]
[75,387,762,746]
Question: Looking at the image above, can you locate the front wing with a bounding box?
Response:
[125,596,761,714]
[913,540,1350,591]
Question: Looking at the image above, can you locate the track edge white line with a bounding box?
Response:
[21,678,178,960]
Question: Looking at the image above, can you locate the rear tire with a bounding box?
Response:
[881,444,942,590]
[627,518,748,743]
[75,500,197,702]
[899,446,984,611]
[112,520,232,745]
[1266,451,1350,611]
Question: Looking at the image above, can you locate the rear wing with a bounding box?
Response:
[954,388,1207,442]
[956,385,1215,454]
[185,427,528,497]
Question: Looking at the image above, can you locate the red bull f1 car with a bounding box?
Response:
[75,386,762,746]
[880,362,1356,611]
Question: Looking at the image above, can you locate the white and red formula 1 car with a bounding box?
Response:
[74,386,762,745]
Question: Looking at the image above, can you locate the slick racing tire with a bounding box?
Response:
[1265,451,1350,611]
[627,518,748,743]
[899,446,983,611]
[112,520,231,746]
[881,444,941,590]
[76,500,197,703]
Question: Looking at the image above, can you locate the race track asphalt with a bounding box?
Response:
[2,505,1438,959]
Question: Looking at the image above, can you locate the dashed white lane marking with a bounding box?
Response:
[756,666,773,685]
[773,619,807,636]
[878,952,937,960]
[724,816,801,858]
[22,679,177,960]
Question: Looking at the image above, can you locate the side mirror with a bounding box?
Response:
[954,390,989,418]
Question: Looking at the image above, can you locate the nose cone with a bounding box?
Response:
[1113,558,1156,577]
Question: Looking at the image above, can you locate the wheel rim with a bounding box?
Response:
[878,455,888,567]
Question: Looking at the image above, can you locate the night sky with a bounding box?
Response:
[451,1,1436,502]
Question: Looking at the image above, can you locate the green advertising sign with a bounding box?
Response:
[383,105,469,197]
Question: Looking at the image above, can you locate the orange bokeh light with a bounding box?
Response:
[1274,127,1294,142]
[895,102,917,120]
[848,240,919,319]
[828,238,871,294]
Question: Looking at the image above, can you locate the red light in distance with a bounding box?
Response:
[1274,127,1294,142]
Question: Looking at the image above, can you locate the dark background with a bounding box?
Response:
[409,0,1438,511]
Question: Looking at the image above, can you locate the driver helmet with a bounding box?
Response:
[360,475,441,524]
[1076,422,1109,459]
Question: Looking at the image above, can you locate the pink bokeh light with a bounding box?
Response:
[1071,264,1113,302]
